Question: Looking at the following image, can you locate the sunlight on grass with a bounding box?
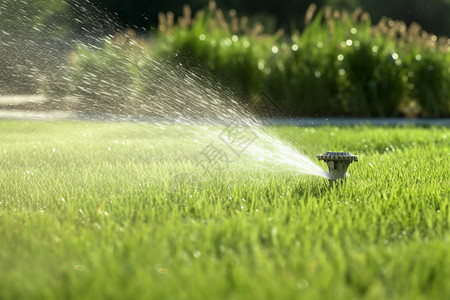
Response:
[0,120,449,299]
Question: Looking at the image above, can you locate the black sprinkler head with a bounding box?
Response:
[317,151,358,185]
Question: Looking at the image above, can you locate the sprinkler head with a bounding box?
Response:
[317,152,358,185]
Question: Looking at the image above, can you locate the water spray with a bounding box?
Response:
[317,152,358,185]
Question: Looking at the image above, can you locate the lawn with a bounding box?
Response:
[0,120,449,299]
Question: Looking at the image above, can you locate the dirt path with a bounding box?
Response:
[0,95,47,105]
[0,95,448,125]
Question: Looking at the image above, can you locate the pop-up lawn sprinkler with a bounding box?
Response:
[317,152,358,185]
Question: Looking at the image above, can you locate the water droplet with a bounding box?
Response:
[271,45,279,54]
[257,59,265,70]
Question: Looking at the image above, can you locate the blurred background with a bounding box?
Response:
[8,0,448,36]
[95,0,450,36]
[1,0,449,117]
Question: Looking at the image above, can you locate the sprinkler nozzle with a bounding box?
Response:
[317,152,358,185]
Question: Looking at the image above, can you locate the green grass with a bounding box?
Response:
[0,120,449,299]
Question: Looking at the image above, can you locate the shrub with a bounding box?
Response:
[66,31,147,114]
[154,2,449,117]
[64,1,450,117]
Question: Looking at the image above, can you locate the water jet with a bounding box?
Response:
[317,152,358,185]
[0,0,331,181]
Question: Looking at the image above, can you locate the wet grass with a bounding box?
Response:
[0,120,449,299]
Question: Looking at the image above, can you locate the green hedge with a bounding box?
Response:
[61,3,450,117]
